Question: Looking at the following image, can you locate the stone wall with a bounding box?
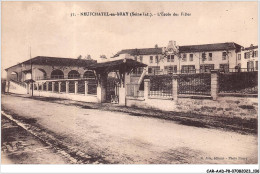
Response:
[126,96,258,119]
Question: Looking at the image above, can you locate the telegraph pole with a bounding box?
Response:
[30,46,33,96]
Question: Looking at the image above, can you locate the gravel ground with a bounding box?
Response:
[1,94,258,164]
[1,116,70,164]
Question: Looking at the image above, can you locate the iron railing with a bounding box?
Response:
[178,73,211,96]
[148,76,173,98]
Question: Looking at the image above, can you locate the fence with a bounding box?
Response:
[219,71,258,94]
[149,76,172,98]
[178,73,211,96]
[32,79,97,96]
[126,84,144,97]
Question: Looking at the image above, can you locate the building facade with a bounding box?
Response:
[240,44,258,71]
[111,41,246,75]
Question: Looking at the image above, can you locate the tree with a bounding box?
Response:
[100,55,107,59]
[85,55,92,60]
[77,55,82,59]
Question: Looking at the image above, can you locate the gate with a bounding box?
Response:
[106,77,120,103]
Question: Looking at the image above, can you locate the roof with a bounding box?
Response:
[179,42,242,53]
[112,48,163,58]
[5,56,97,71]
[244,45,258,51]
[112,42,242,57]
[88,58,147,73]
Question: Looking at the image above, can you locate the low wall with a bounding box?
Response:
[6,81,27,95]
[126,97,177,111]
[34,90,98,103]
[126,96,258,119]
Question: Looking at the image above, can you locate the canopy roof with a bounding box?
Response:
[88,58,147,73]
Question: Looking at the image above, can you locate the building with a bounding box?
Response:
[240,44,258,71]
[111,41,244,75]
[5,56,97,83]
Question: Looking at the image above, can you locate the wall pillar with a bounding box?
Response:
[74,81,78,94]
[58,82,61,93]
[66,81,69,93]
[26,83,29,94]
[144,79,150,100]
[97,73,107,103]
[118,84,126,106]
[52,82,55,93]
[85,81,88,95]
[133,84,138,97]
[211,70,219,101]
[172,75,178,101]
[36,83,39,91]
[46,82,49,91]
[5,81,10,93]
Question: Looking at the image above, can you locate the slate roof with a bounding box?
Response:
[179,42,242,53]
[112,48,163,58]
[244,45,258,51]
[112,42,242,57]
[5,56,97,71]
[88,58,147,73]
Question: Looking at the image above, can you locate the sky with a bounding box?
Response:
[1,1,258,77]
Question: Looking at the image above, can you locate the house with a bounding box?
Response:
[111,41,243,75]
[240,44,258,71]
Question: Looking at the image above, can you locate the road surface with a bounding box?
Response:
[1,94,258,164]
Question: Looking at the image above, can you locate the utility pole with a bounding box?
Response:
[30,46,33,96]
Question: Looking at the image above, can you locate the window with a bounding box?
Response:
[155,56,159,63]
[244,52,250,59]
[181,65,195,73]
[148,66,160,75]
[139,56,143,62]
[222,52,227,60]
[164,65,177,74]
[253,50,258,57]
[170,55,174,62]
[200,64,214,73]
[150,56,153,63]
[247,61,254,71]
[202,53,207,61]
[255,51,258,57]
[189,54,193,61]
[167,55,174,62]
[238,54,241,60]
[256,61,258,70]
[208,53,212,61]
[148,67,152,74]
[182,54,187,61]
[220,64,229,73]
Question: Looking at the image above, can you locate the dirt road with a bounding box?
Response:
[1,94,258,164]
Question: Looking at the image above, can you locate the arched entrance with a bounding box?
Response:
[83,71,95,79]
[68,70,80,79]
[10,72,18,81]
[51,69,64,79]
[34,68,47,80]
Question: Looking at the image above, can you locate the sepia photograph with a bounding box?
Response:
[1,1,259,173]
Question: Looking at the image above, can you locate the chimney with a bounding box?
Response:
[155,44,158,48]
